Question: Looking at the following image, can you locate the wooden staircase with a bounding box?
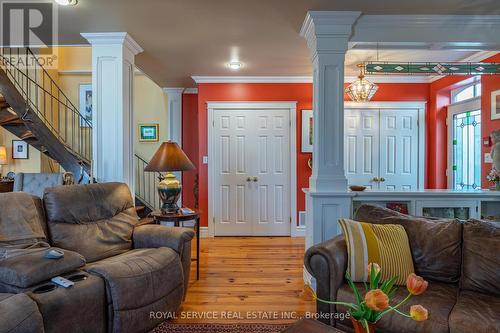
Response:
[0,48,91,181]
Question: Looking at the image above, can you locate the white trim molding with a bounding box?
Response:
[192,76,312,84]
[183,88,198,94]
[207,101,298,238]
[80,32,144,55]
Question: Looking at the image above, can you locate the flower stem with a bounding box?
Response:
[378,293,412,319]
[314,296,358,311]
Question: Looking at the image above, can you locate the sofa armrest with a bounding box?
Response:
[133,225,195,298]
[304,235,348,326]
[133,225,195,254]
[0,247,85,289]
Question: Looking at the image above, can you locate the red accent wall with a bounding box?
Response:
[181,93,199,209]
[481,53,500,188]
[427,52,500,189]
[186,82,429,227]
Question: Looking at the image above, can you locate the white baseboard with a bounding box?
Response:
[292,225,305,237]
[199,226,209,238]
[199,226,304,237]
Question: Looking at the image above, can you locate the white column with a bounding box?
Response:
[163,88,184,145]
[81,32,143,193]
[300,12,361,253]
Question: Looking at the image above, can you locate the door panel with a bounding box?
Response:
[379,109,419,191]
[344,109,380,189]
[214,111,253,235]
[213,109,290,236]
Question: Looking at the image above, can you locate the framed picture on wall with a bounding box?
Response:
[12,140,29,159]
[301,109,313,153]
[79,84,93,127]
[139,124,159,142]
[492,89,500,120]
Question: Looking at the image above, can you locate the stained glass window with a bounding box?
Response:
[452,110,481,190]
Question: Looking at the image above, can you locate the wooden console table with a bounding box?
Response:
[151,209,200,280]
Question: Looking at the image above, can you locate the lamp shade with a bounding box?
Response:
[144,141,196,172]
[0,146,7,165]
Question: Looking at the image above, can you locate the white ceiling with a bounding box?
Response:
[55,0,500,87]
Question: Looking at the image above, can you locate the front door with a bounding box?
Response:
[213,109,291,236]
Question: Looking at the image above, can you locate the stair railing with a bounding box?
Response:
[135,153,161,211]
[0,47,92,164]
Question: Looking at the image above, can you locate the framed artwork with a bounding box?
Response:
[79,84,92,127]
[12,140,29,159]
[301,109,313,153]
[139,124,159,142]
[491,89,500,120]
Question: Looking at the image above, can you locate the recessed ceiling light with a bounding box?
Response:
[54,0,78,6]
[227,62,242,70]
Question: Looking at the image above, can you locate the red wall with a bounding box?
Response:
[181,93,199,209]
[187,82,429,227]
[481,54,500,188]
[427,53,500,189]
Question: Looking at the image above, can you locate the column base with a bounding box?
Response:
[308,175,348,192]
[304,190,354,250]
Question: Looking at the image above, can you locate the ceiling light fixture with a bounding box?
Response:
[345,64,379,102]
[54,0,78,6]
[227,62,242,70]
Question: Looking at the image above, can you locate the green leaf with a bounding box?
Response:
[381,276,398,294]
[346,273,363,305]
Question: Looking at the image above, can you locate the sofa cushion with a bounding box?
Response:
[338,219,414,285]
[0,192,47,247]
[0,246,85,289]
[461,219,500,296]
[336,281,457,333]
[86,248,184,332]
[354,204,462,283]
[0,293,45,333]
[44,182,139,262]
[449,290,500,333]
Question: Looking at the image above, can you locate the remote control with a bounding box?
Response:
[51,276,74,288]
[45,249,65,259]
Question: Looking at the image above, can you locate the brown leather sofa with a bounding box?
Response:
[0,182,194,333]
[305,204,500,333]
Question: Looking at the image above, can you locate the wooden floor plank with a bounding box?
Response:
[173,237,316,324]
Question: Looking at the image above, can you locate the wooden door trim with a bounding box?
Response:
[207,101,297,237]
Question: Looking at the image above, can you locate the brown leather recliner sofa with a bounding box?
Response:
[0,182,194,333]
[305,204,500,333]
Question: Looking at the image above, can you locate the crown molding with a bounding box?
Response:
[183,88,198,94]
[58,68,144,75]
[192,75,433,84]
[81,32,144,55]
[192,76,313,84]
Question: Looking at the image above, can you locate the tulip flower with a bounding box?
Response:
[367,263,381,279]
[365,289,389,311]
[410,305,428,321]
[406,273,428,296]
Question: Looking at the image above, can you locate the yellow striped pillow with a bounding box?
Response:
[339,218,414,286]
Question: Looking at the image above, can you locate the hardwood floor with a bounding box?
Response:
[175,237,316,324]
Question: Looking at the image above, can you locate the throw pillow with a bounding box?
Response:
[339,218,415,285]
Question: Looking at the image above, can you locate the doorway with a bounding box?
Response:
[207,102,297,236]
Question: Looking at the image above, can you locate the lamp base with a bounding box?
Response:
[158,172,182,215]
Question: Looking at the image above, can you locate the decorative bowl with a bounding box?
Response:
[349,185,367,192]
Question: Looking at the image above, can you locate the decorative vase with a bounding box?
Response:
[351,318,377,333]
[496,182,500,191]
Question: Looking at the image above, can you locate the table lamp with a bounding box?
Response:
[0,146,7,179]
[144,141,196,214]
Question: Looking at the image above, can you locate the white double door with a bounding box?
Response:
[213,109,291,236]
[345,108,419,191]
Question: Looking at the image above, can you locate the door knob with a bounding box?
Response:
[246,177,252,182]
[252,176,258,182]
[380,177,386,182]
[371,177,380,182]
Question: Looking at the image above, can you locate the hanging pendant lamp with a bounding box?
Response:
[345,64,379,102]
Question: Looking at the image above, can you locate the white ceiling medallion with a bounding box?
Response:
[54,0,77,6]
[227,62,243,70]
